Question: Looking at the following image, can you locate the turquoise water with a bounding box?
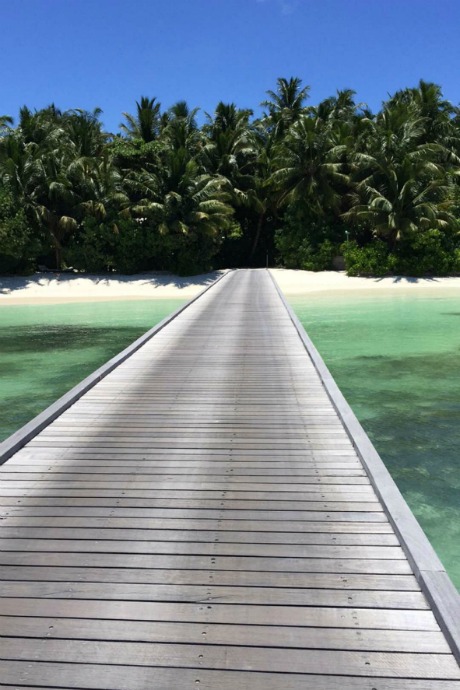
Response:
[0,299,185,441]
[290,289,460,589]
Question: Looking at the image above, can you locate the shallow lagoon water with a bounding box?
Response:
[290,289,460,589]
[0,299,185,441]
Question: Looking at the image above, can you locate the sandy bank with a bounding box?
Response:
[270,268,460,297]
[0,271,224,305]
[1,269,460,306]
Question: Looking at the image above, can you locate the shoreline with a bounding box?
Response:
[0,268,460,305]
[0,294,188,306]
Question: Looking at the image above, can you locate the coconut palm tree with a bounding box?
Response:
[162,101,202,155]
[344,149,457,245]
[271,115,347,214]
[387,80,457,147]
[120,97,162,143]
[262,77,310,139]
[5,106,69,236]
[344,92,460,245]
[201,102,254,178]
[0,105,120,268]
[125,145,234,273]
[63,107,106,157]
[0,115,13,136]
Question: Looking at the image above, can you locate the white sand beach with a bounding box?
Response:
[1,268,460,305]
[270,268,460,296]
[0,271,224,305]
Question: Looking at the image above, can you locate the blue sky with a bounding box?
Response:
[3,0,459,132]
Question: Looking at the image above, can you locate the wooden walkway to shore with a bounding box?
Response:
[0,269,459,689]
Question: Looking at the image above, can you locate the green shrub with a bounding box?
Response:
[0,189,40,273]
[66,218,117,272]
[113,219,165,274]
[275,228,338,271]
[67,217,169,274]
[342,240,396,276]
[275,202,346,270]
[395,230,459,276]
[453,249,460,273]
[342,231,460,277]
[305,239,336,271]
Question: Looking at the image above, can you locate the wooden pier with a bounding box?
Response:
[0,268,459,688]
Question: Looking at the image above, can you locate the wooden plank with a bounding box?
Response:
[0,598,441,630]
[2,477,374,490]
[0,566,420,590]
[0,479,373,489]
[7,448,359,457]
[1,638,458,678]
[0,517,394,532]
[0,581,429,608]
[0,507,385,521]
[0,493,383,505]
[4,459,363,469]
[0,501,383,514]
[0,463,366,474]
[0,468,368,479]
[1,525,398,547]
[0,487,384,498]
[0,552,415,574]
[2,662,459,690]
[0,539,406,560]
[0,501,385,516]
[32,428,351,437]
[34,424,349,430]
[0,527,398,545]
[0,616,448,652]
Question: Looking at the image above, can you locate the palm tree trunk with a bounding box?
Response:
[50,230,63,269]
[250,212,264,261]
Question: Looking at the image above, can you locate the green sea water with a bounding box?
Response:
[0,299,185,441]
[290,289,460,589]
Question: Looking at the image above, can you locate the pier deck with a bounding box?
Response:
[0,269,459,688]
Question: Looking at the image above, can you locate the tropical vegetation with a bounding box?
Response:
[1,78,460,275]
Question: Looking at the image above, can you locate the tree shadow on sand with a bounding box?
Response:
[0,270,223,295]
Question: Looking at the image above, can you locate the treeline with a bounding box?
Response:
[1,78,460,276]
